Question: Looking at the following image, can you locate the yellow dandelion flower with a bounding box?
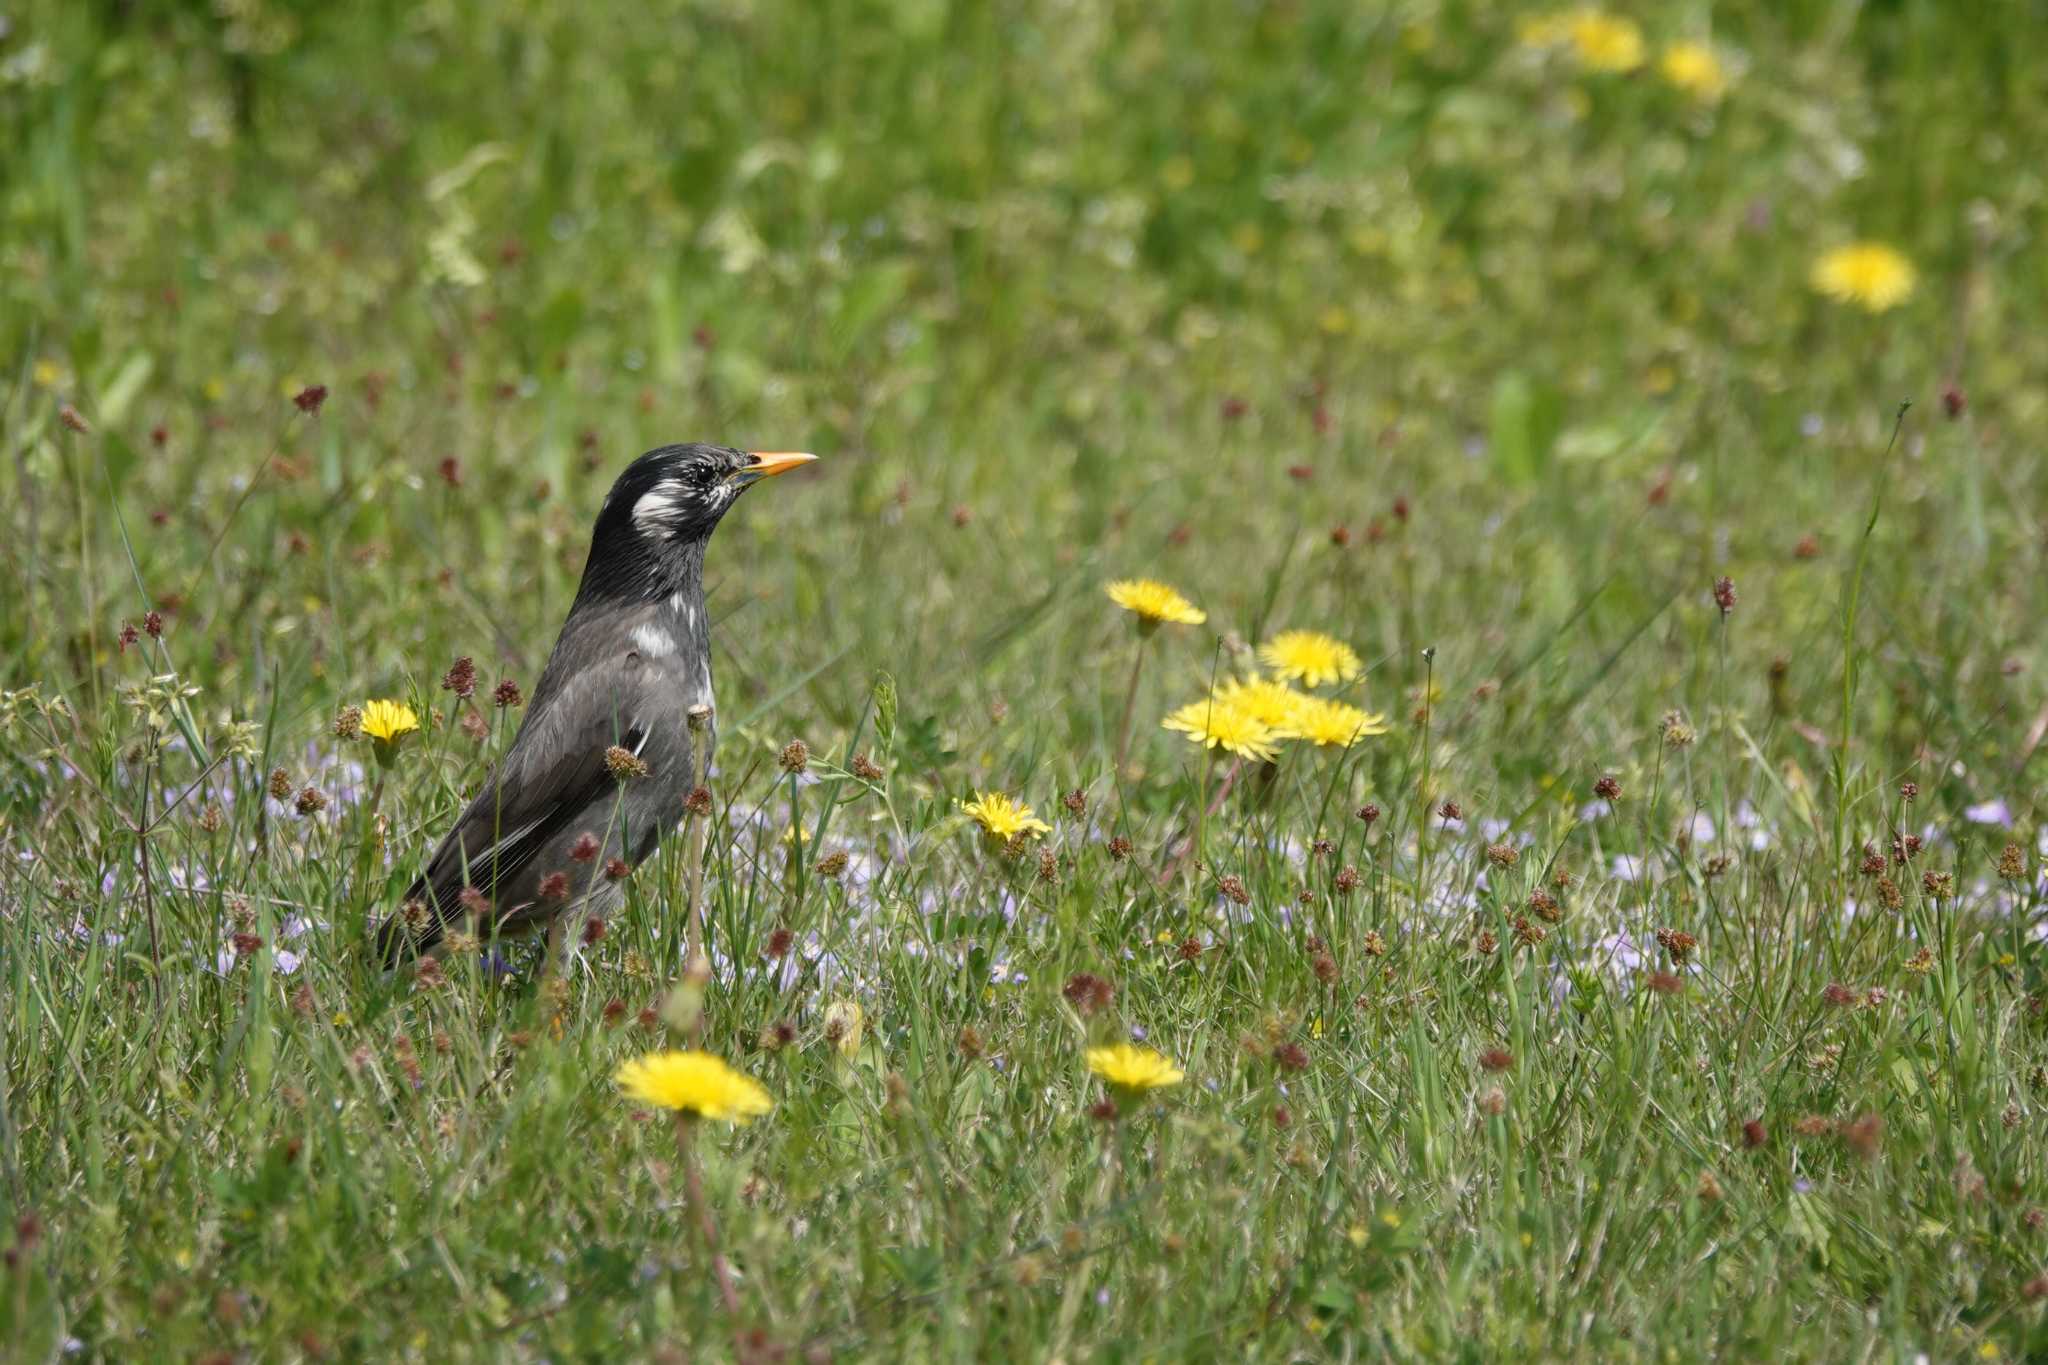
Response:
[1086,1042,1184,1093]
[614,1049,773,1124]
[1213,675,1309,729]
[1659,41,1727,100]
[359,698,420,744]
[960,792,1052,841]
[1810,242,1916,313]
[1162,696,1280,763]
[1257,630,1363,688]
[1568,11,1645,71]
[1105,579,1206,628]
[32,359,65,390]
[1284,696,1391,748]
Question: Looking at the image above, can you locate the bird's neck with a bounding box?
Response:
[573,534,707,611]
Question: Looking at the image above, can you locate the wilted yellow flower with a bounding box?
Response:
[1810,243,1916,313]
[1257,630,1362,688]
[960,792,1052,841]
[1086,1043,1185,1093]
[1659,41,1727,99]
[359,699,419,744]
[822,999,865,1058]
[1106,579,1206,627]
[1162,697,1280,763]
[1283,696,1390,747]
[614,1049,773,1124]
[1567,11,1645,70]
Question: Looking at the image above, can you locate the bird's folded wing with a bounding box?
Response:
[375,660,655,960]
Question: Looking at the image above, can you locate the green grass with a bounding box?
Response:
[5,0,2048,1357]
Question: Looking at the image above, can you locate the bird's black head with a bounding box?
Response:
[575,443,816,604]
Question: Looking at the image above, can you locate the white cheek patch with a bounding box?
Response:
[632,482,684,533]
[630,623,676,658]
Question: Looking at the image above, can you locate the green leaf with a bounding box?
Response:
[871,671,897,754]
[1786,1192,1831,1266]
[97,349,154,426]
[1489,370,1561,487]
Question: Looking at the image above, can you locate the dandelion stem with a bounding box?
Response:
[1834,402,1911,889]
[684,703,713,970]
[1416,646,1436,922]
[676,1113,742,1318]
[1113,634,1149,780]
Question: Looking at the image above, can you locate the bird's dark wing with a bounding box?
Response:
[374,653,661,962]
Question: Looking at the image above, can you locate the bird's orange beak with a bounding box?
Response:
[741,451,818,482]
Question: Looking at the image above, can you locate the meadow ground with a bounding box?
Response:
[5,1,2048,1359]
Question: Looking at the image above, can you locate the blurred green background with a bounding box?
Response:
[8,1,2045,763]
[7,3,2048,1357]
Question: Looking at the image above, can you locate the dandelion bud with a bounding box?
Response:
[441,656,476,698]
[1712,576,1737,617]
[1654,928,1698,964]
[1062,972,1115,1017]
[604,745,649,781]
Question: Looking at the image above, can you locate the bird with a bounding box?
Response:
[374,443,816,967]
